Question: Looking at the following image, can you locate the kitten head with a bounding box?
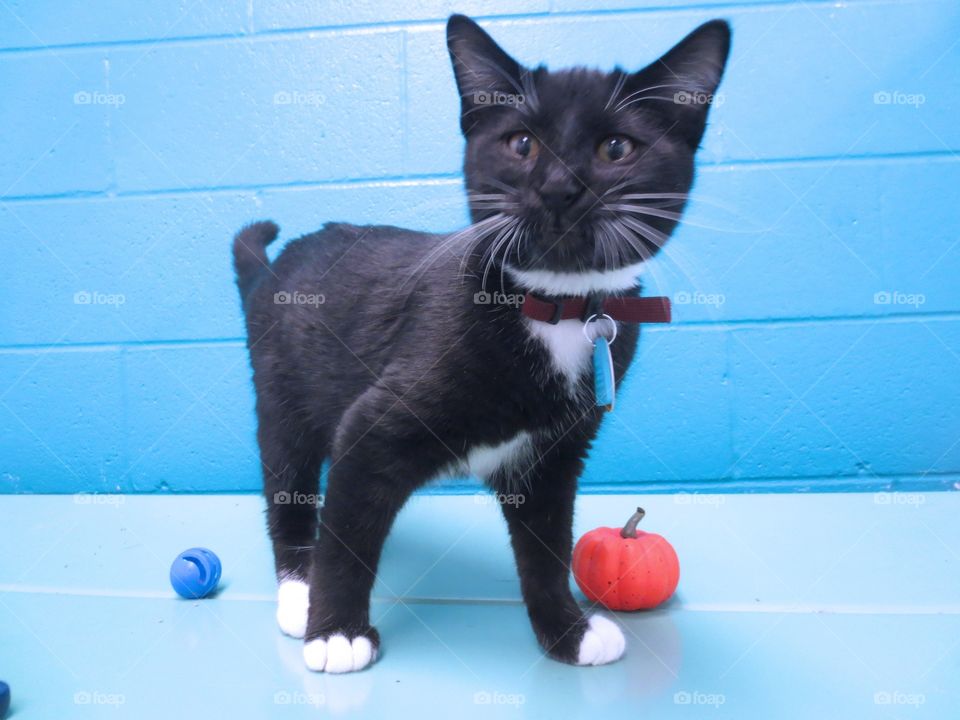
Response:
[447,15,730,281]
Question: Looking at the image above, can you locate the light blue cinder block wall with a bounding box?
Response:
[1,1,959,494]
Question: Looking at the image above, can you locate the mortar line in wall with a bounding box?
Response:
[105,59,121,195]
[119,345,129,478]
[3,149,959,205]
[640,311,960,332]
[400,30,410,174]
[0,174,466,204]
[700,149,960,171]
[0,338,248,354]
[3,311,960,354]
[0,0,906,56]
[724,326,739,479]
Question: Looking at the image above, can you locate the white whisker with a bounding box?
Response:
[618,215,670,247]
[614,82,698,112]
[481,219,520,290]
[399,213,510,292]
[605,204,685,222]
[604,72,628,112]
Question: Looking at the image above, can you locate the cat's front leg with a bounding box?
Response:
[498,436,626,666]
[302,386,442,673]
[302,456,410,672]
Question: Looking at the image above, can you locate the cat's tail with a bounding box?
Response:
[232,220,279,310]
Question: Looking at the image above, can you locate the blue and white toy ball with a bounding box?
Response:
[0,680,10,720]
[170,548,222,599]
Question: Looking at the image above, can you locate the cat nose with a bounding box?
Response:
[539,174,585,213]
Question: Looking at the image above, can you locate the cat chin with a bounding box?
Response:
[505,260,647,296]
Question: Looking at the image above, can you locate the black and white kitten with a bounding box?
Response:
[233,14,729,673]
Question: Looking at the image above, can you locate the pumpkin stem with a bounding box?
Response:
[620,507,646,539]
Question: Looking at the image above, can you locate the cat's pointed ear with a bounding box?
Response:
[447,14,527,133]
[627,20,731,148]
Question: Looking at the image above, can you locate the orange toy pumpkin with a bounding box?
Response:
[572,507,679,611]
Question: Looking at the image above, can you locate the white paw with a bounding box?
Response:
[576,615,626,666]
[303,634,377,673]
[276,579,309,639]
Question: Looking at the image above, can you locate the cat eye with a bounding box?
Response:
[506,132,540,160]
[597,136,636,163]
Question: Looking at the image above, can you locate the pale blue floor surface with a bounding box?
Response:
[1,492,959,718]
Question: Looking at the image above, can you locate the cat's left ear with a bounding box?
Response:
[447,14,527,134]
[627,20,731,149]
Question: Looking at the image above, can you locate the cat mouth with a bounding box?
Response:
[469,210,658,276]
[547,216,579,239]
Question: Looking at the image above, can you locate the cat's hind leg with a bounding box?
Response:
[256,396,326,639]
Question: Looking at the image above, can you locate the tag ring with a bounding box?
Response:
[583,313,617,345]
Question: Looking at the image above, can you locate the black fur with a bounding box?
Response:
[234,15,729,667]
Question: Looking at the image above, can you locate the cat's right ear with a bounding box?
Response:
[626,20,731,149]
[447,14,526,134]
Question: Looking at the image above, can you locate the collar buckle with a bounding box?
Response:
[580,293,605,322]
[547,300,565,324]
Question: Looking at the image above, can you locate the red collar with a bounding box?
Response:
[521,292,671,325]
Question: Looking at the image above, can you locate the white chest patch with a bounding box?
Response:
[506,263,642,392]
[465,431,535,480]
[524,317,593,391]
[431,433,536,486]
